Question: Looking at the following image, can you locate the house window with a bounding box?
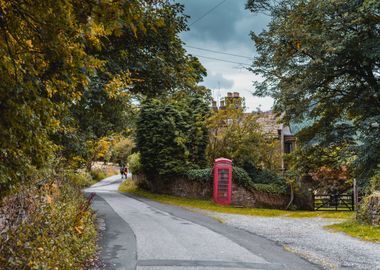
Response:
[284,142,293,153]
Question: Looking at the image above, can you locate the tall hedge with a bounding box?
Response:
[185,166,252,187]
[185,166,286,194]
[136,96,210,178]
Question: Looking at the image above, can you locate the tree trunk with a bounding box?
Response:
[286,184,294,210]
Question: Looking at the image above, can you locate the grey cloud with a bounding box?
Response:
[201,72,234,89]
[177,0,269,46]
[175,1,274,110]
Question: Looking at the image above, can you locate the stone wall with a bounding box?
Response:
[365,192,380,226]
[137,175,292,209]
[163,178,213,199]
[231,184,288,209]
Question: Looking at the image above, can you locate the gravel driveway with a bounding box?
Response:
[203,212,380,270]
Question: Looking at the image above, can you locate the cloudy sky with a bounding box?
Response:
[177,0,274,112]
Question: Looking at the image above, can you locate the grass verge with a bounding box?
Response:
[118,180,354,219]
[326,221,380,243]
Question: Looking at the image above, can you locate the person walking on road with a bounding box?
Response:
[120,165,126,179]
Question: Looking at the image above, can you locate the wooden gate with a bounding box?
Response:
[313,193,354,211]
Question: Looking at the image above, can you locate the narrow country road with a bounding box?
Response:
[85,176,321,270]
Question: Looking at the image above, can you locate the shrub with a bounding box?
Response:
[369,170,380,193]
[67,170,95,188]
[252,183,287,194]
[232,167,254,188]
[67,167,118,188]
[119,177,138,193]
[186,168,213,182]
[254,169,284,185]
[128,152,143,175]
[90,169,108,182]
[357,192,380,226]
[185,167,252,186]
[0,181,97,269]
[185,166,286,194]
[243,162,284,184]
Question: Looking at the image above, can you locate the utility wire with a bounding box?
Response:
[185,45,254,60]
[194,54,251,66]
[189,0,229,26]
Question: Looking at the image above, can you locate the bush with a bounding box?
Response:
[232,167,254,188]
[357,192,380,226]
[185,168,213,182]
[242,162,284,185]
[128,153,143,175]
[67,170,95,188]
[0,181,97,269]
[185,166,286,194]
[369,170,380,192]
[90,169,108,182]
[252,183,287,194]
[67,167,118,188]
[254,169,284,185]
[185,166,252,186]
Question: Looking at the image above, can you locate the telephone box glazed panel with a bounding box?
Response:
[213,158,232,205]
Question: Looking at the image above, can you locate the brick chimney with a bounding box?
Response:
[212,100,218,111]
[220,100,226,110]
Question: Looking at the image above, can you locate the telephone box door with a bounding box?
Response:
[213,158,232,205]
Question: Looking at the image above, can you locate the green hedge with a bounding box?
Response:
[185,167,251,185]
[185,166,286,194]
[232,167,253,188]
[252,183,287,194]
[185,168,213,182]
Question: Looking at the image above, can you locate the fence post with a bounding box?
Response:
[353,178,358,211]
[335,194,338,211]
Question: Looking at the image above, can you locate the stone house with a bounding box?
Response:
[211,92,296,172]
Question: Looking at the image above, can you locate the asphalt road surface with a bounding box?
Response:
[85,176,321,270]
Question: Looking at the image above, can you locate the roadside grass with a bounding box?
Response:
[90,167,118,182]
[118,180,354,219]
[68,166,119,188]
[211,216,225,223]
[326,221,380,243]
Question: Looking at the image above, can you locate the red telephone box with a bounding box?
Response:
[213,158,232,205]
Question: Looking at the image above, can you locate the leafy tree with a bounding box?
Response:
[54,0,205,170]
[136,90,210,182]
[0,0,104,191]
[110,136,135,166]
[0,0,204,193]
[247,0,380,185]
[181,87,211,167]
[206,102,269,168]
